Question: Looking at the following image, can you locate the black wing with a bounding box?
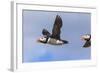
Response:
[83,40,91,47]
[51,15,62,40]
[42,29,51,37]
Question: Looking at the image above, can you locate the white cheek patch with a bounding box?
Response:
[86,35,90,38]
[40,37,46,41]
[83,35,90,39]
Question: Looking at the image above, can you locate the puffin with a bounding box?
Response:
[37,15,68,45]
[81,34,91,47]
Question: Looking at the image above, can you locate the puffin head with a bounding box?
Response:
[37,36,47,43]
[81,34,91,41]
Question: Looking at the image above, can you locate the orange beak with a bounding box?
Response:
[37,38,41,43]
[81,36,84,40]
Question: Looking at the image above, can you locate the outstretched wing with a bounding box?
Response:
[51,15,62,40]
[42,29,51,37]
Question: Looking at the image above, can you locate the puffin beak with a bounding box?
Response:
[37,38,41,42]
[81,36,84,40]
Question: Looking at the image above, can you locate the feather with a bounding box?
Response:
[51,15,62,40]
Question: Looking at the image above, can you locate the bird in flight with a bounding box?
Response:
[81,34,91,48]
[37,15,68,45]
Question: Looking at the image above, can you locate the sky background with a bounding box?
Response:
[22,10,91,63]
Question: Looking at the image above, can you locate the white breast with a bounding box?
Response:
[56,40,63,44]
[47,38,63,45]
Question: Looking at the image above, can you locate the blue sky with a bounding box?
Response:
[22,10,91,63]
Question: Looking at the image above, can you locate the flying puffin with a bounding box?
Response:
[37,15,68,45]
[81,34,91,47]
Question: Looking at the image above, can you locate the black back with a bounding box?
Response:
[83,35,91,47]
[83,40,91,47]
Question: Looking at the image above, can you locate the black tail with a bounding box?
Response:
[62,40,68,44]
